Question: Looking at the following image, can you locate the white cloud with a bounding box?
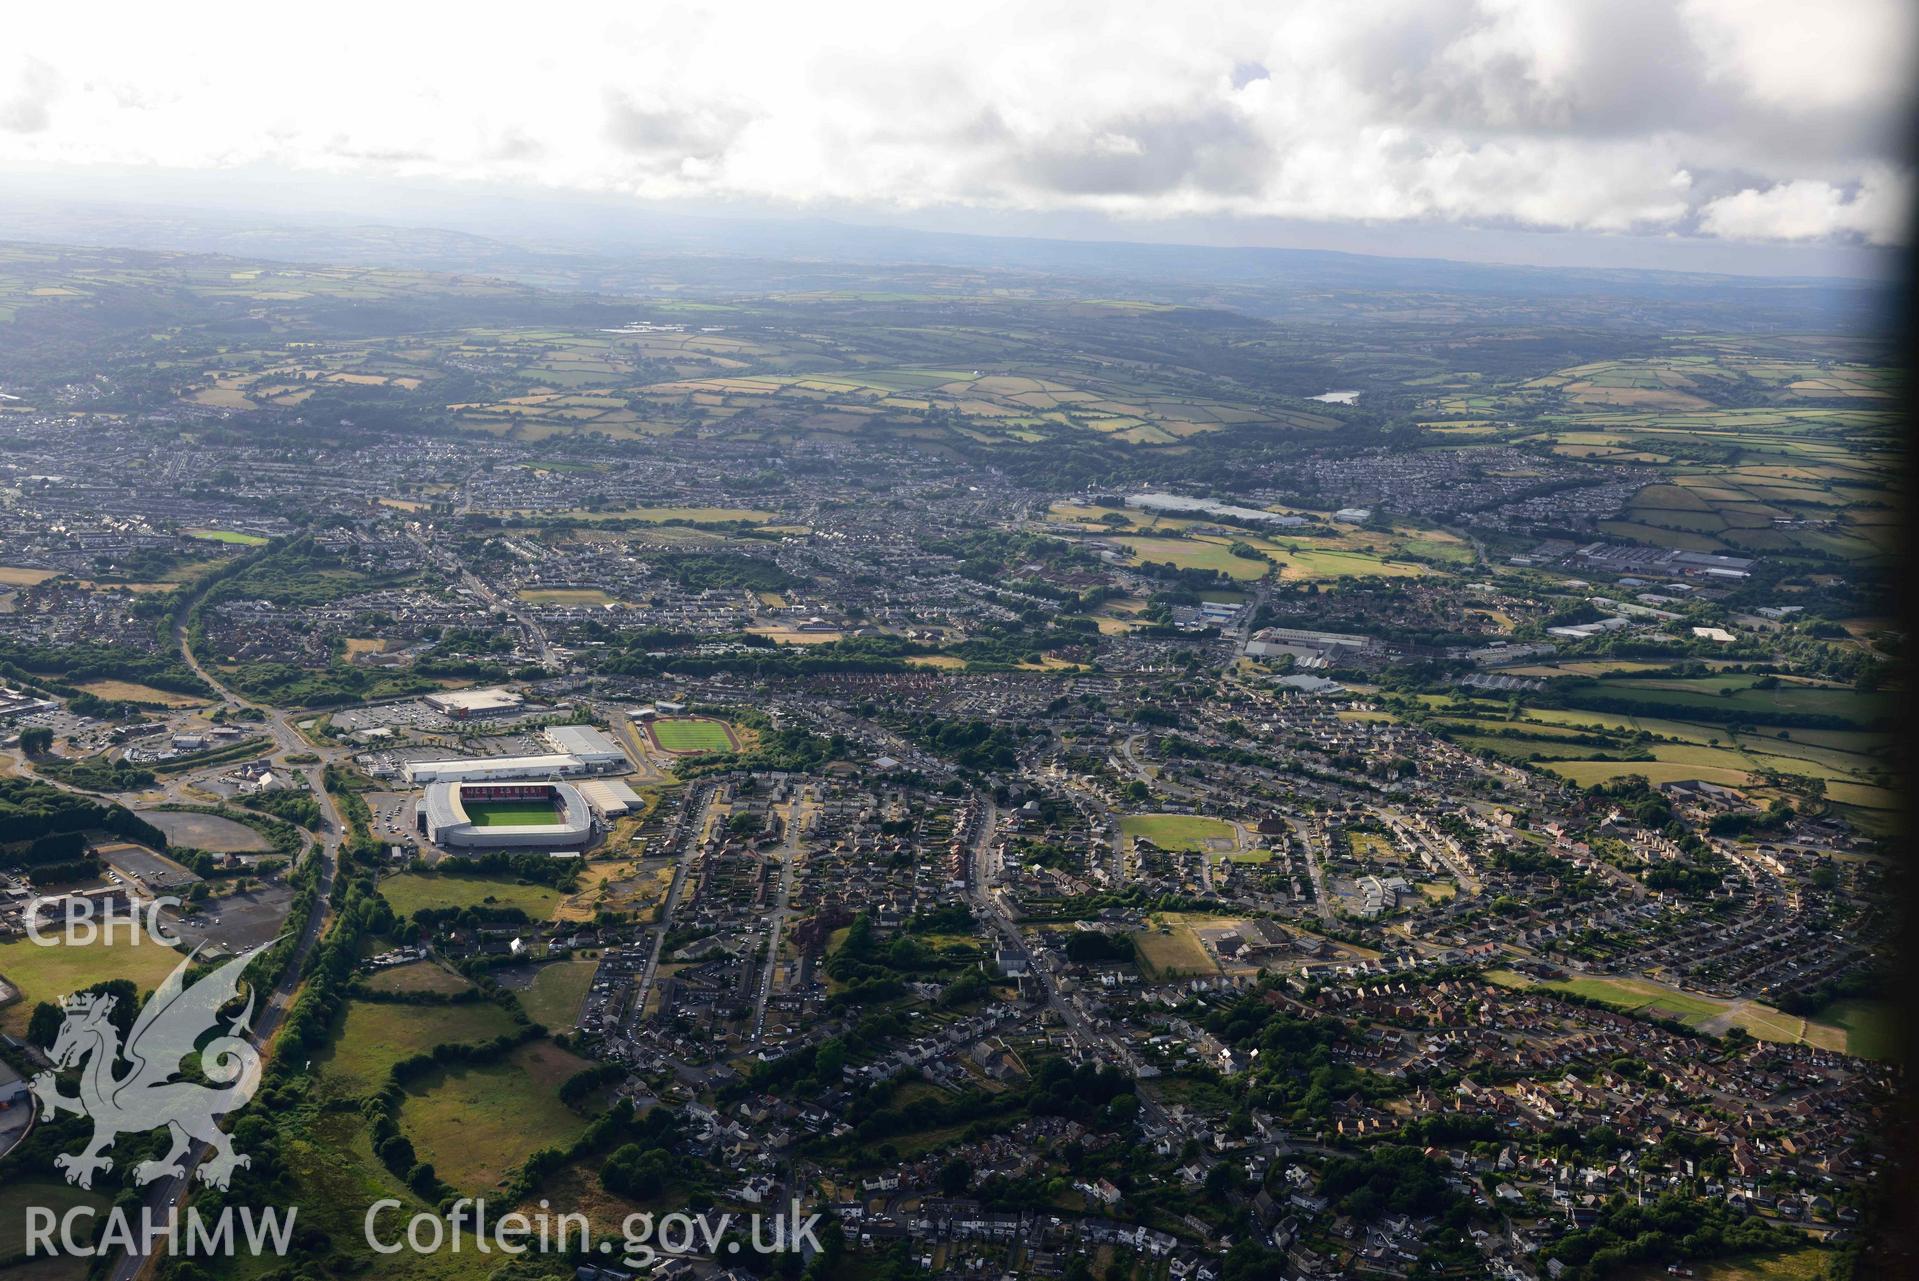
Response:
[0,0,1910,244]
[0,56,61,134]
[1699,167,1911,245]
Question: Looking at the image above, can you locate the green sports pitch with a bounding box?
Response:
[647,717,738,753]
[463,801,564,827]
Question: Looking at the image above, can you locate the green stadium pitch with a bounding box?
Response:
[645,717,739,754]
[462,801,565,827]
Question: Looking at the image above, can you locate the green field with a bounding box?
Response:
[273,1110,475,1281]
[520,957,598,1031]
[378,872,564,920]
[1131,914,1228,978]
[1447,682,1898,808]
[0,1180,108,1267]
[648,717,736,753]
[621,505,775,523]
[183,527,269,545]
[400,1040,594,1191]
[1560,674,1888,727]
[1120,814,1237,852]
[0,937,191,1035]
[1277,546,1426,580]
[1488,970,1854,1051]
[314,999,519,1092]
[516,587,615,605]
[1817,998,1901,1061]
[361,961,473,997]
[1617,1246,1835,1281]
[463,800,564,827]
[1116,535,1270,580]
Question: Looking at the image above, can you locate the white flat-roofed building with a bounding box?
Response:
[423,687,525,719]
[541,725,630,772]
[578,778,644,817]
[404,753,585,785]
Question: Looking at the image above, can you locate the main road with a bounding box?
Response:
[628,784,715,1026]
[960,799,1187,1146]
[748,786,810,1044]
[102,598,352,1281]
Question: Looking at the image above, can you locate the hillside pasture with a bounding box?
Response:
[312,999,519,1092]
[399,1039,596,1192]
[378,872,564,921]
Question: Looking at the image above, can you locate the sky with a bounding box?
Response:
[2,0,1914,276]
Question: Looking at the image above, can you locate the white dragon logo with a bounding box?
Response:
[29,943,270,1191]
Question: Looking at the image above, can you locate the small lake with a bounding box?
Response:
[1308,390,1360,404]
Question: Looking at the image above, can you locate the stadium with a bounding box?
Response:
[420,780,594,851]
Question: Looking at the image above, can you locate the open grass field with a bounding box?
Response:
[1132,917,1220,979]
[1348,831,1398,859]
[618,505,775,522]
[1447,683,1897,808]
[462,800,564,827]
[646,716,738,754]
[555,858,667,922]
[519,957,599,1031]
[272,1109,476,1281]
[509,1159,673,1244]
[400,1040,595,1192]
[0,1181,109,1275]
[516,587,615,605]
[907,654,970,668]
[0,938,189,1035]
[1115,535,1271,580]
[1120,813,1237,852]
[314,998,518,1092]
[1617,1247,1834,1281]
[0,566,60,587]
[1487,970,1853,1052]
[1540,759,1755,790]
[1581,674,1886,724]
[361,961,474,997]
[71,679,206,707]
[378,872,564,920]
[1277,546,1427,580]
[1816,998,1901,1061]
[183,528,269,545]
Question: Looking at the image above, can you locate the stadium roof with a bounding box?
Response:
[403,754,582,784]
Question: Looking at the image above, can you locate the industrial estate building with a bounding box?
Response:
[540,724,630,770]
[404,754,587,785]
[423,687,526,719]
[402,727,628,786]
[576,778,644,817]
